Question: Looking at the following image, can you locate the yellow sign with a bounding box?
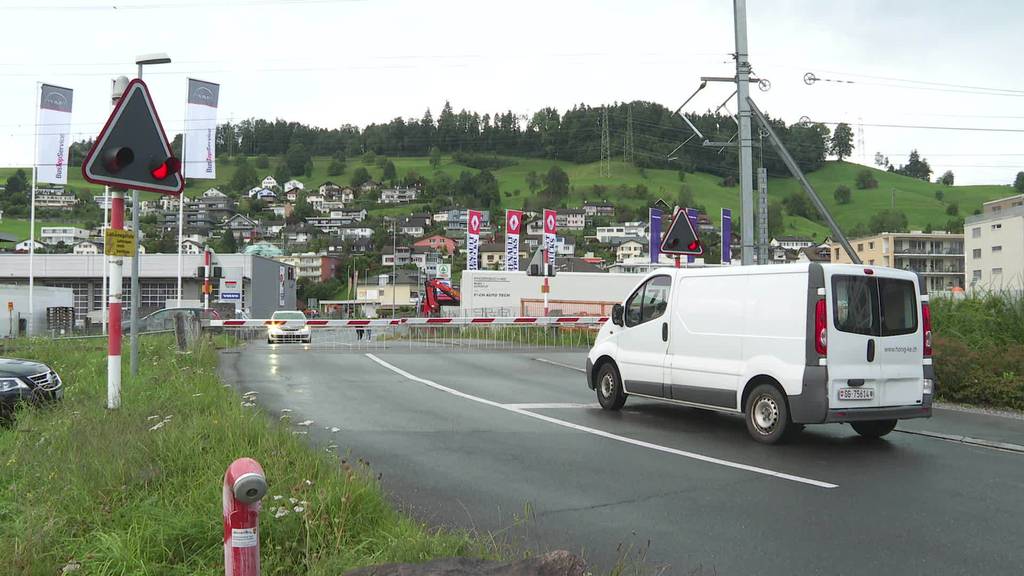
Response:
[104,228,136,257]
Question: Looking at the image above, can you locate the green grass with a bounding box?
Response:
[5,156,1015,244]
[0,335,487,574]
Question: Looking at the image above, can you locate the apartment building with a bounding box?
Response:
[40,226,90,246]
[831,231,965,293]
[965,193,1024,290]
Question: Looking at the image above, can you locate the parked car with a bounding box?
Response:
[122,307,221,334]
[1,357,64,420]
[267,310,310,344]
[586,263,935,444]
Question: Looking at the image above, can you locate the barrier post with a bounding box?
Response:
[223,458,267,576]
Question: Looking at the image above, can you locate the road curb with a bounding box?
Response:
[896,429,1024,454]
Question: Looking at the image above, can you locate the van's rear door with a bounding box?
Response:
[825,268,924,409]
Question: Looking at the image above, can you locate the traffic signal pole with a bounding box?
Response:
[108,189,124,409]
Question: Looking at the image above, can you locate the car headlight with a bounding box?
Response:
[0,378,28,393]
[268,326,283,335]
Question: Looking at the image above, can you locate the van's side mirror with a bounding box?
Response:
[611,303,624,327]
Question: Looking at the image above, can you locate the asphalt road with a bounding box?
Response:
[220,341,1024,575]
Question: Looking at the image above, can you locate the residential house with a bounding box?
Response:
[356,269,420,313]
[261,175,278,189]
[798,245,831,263]
[41,226,89,246]
[556,209,587,231]
[583,203,615,218]
[350,237,374,254]
[283,179,304,193]
[413,234,458,255]
[282,224,316,244]
[247,186,263,198]
[250,188,277,202]
[379,187,419,204]
[181,239,206,255]
[34,188,78,210]
[831,231,965,293]
[328,208,367,223]
[446,209,490,232]
[305,194,324,212]
[966,193,1024,290]
[359,180,379,193]
[203,187,227,198]
[306,216,345,234]
[275,253,342,283]
[267,205,290,219]
[286,189,299,203]
[224,213,259,241]
[338,225,374,240]
[72,240,102,255]
[432,211,450,224]
[478,239,528,270]
[15,239,46,252]
[555,257,605,273]
[381,245,413,267]
[597,222,647,244]
[263,220,287,237]
[616,240,644,262]
[319,200,346,214]
[771,236,816,250]
[399,215,430,237]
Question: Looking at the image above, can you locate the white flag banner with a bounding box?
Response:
[184,78,219,179]
[36,84,73,184]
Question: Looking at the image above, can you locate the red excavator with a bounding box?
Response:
[420,279,460,316]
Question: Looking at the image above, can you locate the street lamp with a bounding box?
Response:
[128,52,172,379]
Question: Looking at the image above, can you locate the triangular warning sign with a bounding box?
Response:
[82,79,184,195]
[660,207,703,256]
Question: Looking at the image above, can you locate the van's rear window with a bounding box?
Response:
[831,276,917,337]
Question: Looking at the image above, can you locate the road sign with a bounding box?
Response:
[660,207,703,256]
[436,263,452,279]
[104,228,136,257]
[6,301,12,312]
[82,78,184,195]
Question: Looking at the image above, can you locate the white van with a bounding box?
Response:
[585,263,935,443]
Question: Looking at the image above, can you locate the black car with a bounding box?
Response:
[0,357,64,419]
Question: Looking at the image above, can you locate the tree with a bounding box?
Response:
[868,209,909,233]
[855,169,878,189]
[1014,171,1024,192]
[285,142,311,176]
[834,184,852,205]
[328,159,346,176]
[217,230,238,253]
[274,163,291,186]
[946,202,959,216]
[829,123,854,161]
[934,190,944,202]
[939,170,955,186]
[362,151,376,165]
[382,160,397,182]
[767,202,784,238]
[229,157,258,193]
[896,150,932,181]
[525,170,541,194]
[542,165,570,200]
[429,146,441,169]
[256,154,270,169]
[351,167,371,188]
[783,191,820,222]
[4,169,28,195]
[677,184,695,209]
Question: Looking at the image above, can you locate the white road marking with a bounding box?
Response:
[366,353,838,489]
[534,357,586,372]
[503,402,600,410]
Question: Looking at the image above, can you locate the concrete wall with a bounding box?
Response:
[0,284,74,337]
[460,270,644,317]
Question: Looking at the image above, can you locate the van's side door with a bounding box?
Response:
[617,275,672,398]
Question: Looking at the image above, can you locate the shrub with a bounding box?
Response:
[855,169,878,189]
[451,152,517,171]
[933,336,1024,410]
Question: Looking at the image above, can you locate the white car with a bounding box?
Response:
[586,263,934,444]
[267,310,311,344]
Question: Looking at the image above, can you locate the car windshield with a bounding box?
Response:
[271,311,306,320]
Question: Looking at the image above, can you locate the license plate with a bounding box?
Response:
[838,387,874,401]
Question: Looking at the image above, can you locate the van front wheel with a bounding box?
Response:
[851,419,897,439]
[745,384,791,444]
[596,363,626,411]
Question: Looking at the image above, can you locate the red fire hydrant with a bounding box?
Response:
[223,458,268,576]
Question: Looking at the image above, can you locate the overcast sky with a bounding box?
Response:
[1,0,1022,185]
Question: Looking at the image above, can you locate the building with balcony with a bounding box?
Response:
[40,226,89,246]
[35,187,78,210]
[831,231,965,293]
[275,252,342,283]
[966,194,1024,291]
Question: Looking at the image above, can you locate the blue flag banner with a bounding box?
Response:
[686,208,699,263]
[721,208,732,265]
[649,208,662,263]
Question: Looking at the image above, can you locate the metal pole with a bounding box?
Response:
[758,167,769,264]
[29,82,39,337]
[746,97,861,264]
[108,189,124,409]
[129,66,143,377]
[734,0,755,266]
[178,79,187,306]
[391,219,396,319]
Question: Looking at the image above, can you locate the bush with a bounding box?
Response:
[451,152,517,171]
[834,184,852,205]
[855,169,878,190]
[946,202,959,216]
[933,336,1024,410]
[720,175,737,187]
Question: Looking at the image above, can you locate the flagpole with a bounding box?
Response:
[177,80,187,306]
[29,82,40,337]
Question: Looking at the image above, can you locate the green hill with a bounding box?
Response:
[2,157,1015,242]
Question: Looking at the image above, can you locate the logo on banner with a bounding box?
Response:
[191,86,216,105]
[469,213,481,235]
[544,212,556,234]
[508,213,521,234]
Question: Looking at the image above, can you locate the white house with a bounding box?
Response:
[339,225,375,240]
[254,188,277,201]
[261,175,278,189]
[771,236,815,250]
[41,226,90,246]
[72,240,102,255]
[203,187,227,198]
[597,221,647,244]
[379,187,419,204]
[557,209,587,231]
[181,239,206,255]
[283,179,304,193]
[248,186,264,198]
[286,189,299,202]
[15,239,46,252]
[34,188,78,210]
[616,239,645,262]
[306,194,325,212]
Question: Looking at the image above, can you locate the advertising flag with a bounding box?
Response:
[184,78,219,179]
[466,209,482,271]
[505,209,522,272]
[721,208,732,264]
[649,207,662,263]
[686,208,699,263]
[37,84,73,184]
[543,209,557,268]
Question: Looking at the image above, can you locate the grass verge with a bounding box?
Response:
[0,335,486,575]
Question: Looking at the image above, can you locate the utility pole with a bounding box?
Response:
[624,104,635,164]
[734,0,755,265]
[600,107,611,178]
[758,167,769,264]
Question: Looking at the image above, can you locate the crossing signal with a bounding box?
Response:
[660,207,703,256]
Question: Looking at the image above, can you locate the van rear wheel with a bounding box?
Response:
[851,419,897,439]
[744,384,791,444]
[596,363,626,411]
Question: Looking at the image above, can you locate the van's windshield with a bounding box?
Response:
[832,275,917,337]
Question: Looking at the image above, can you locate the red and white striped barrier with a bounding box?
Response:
[209,316,609,328]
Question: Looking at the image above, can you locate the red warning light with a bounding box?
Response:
[688,241,699,251]
[150,157,181,181]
